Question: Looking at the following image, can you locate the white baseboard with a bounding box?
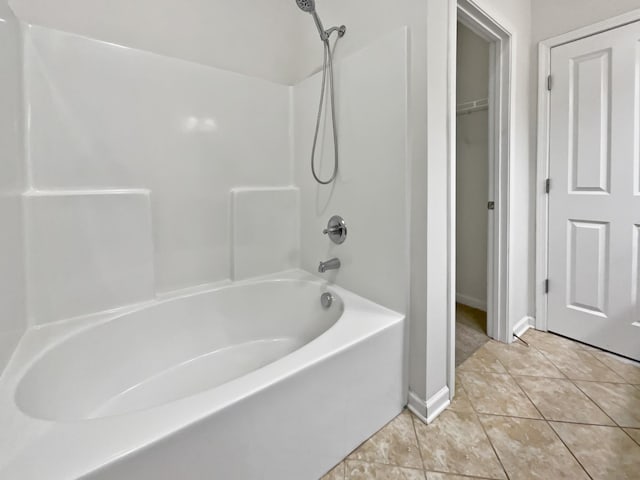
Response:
[455,293,487,312]
[513,316,534,338]
[407,386,450,424]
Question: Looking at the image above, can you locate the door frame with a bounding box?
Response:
[535,8,640,331]
[453,0,512,343]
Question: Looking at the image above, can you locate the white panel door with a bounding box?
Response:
[548,21,640,360]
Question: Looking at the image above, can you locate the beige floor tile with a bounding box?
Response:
[550,422,640,480]
[483,340,564,378]
[456,321,490,367]
[521,329,583,351]
[345,460,425,480]
[413,410,506,480]
[534,343,626,383]
[322,462,345,480]
[348,410,422,469]
[458,371,541,418]
[589,351,640,384]
[577,342,605,354]
[426,473,492,479]
[449,382,474,414]
[479,415,589,480]
[575,381,640,428]
[456,304,490,366]
[514,376,614,425]
[624,428,640,445]
[457,345,506,375]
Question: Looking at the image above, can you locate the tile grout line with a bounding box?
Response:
[474,411,512,480]
[516,335,620,479]
[473,410,617,427]
[564,377,625,428]
[517,336,570,380]
[455,331,638,480]
[621,427,640,448]
[458,371,512,480]
[408,411,429,480]
[545,421,595,480]
[507,373,618,427]
[503,363,594,480]
[531,335,626,383]
[346,458,426,473]
[424,468,496,480]
[514,333,637,479]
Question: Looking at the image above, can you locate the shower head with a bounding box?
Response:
[295,0,328,41]
[296,0,315,13]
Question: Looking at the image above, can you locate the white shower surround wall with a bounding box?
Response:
[21,23,410,323]
[24,23,292,325]
[0,19,411,480]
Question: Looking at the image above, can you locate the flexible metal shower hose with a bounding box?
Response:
[311,37,340,185]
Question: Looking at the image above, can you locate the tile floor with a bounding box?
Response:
[322,328,640,480]
[455,303,490,366]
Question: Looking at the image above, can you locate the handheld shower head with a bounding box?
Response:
[295,0,346,185]
[296,0,315,12]
[295,0,328,41]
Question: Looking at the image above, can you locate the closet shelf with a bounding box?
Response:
[456,98,488,116]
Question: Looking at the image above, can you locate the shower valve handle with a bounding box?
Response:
[322,215,347,245]
[323,226,341,235]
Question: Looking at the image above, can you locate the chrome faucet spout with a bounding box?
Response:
[318,258,341,273]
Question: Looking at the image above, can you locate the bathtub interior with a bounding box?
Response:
[15,279,344,421]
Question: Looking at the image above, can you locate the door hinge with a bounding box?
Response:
[544,279,549,294]
[547,75,553,91]
[488,201,495,210]
[545,178,551,194]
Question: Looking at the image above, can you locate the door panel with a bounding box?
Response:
[548,21,640,360]
[569,50,611,193]
[567,220,609,315]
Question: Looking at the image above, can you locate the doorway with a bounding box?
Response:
[451,0,512,381]
[455,22,491,365]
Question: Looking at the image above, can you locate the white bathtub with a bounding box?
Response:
[0,270,405,479]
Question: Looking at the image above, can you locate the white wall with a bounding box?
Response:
[0,2,26,372]
[23,25,292,325]
[10,0,302,85]
[457,24,490,104]
[456,24,489,311]
[470,0,533,335]
[294,28,408,315]
[531,0,640,43]
[412,0,532,415]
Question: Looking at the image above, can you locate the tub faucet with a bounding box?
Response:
[318,258,341,273]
